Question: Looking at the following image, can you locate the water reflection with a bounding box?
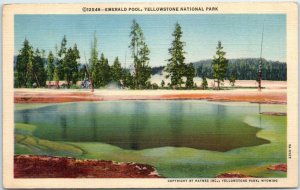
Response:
[258,103,262,128]
[60,114,67,139]
[129,102,148,150]
[90,104,98,141]
[214,104,226,145]
[169,102,183,147]
[15,101,273,152]
[22,110,30,124]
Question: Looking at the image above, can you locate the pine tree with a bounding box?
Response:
[165,22,186,88]
[129,19,151,89]
[89,34,99,89]
[91,56,101,88]
[122,69,134,89]
[63,44,80,87]
[201,76,208,90]
[212,41,228,90]
[111,57,123,85]
[58,35,67,58]
[185,63,195,89]
[47,51,55,81]
[55,36,80,88]
[103,58,111,85]
[90,34,98,68]
[31,48,47,87]
[98,54,107,87]
[129,19,140,88]
[92,53,111,87]
[15,39,47,88]
[53,67,60,88]
[139,42,151,88]
[15,39,34,87]
[57,35,67,80]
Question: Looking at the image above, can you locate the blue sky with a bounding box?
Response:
[15,14,286,67]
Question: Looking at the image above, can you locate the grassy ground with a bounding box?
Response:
[15,104,51,111]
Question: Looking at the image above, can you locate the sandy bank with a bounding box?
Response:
[14,88,286,104]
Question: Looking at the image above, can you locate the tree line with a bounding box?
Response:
[152,58,287,82]
[195,58,286,81]
[14,36,81,88]
[14,20,197,89]
[15,19,284,90]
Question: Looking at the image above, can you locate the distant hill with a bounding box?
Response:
[151,66,165,75]
[152,58,287,81]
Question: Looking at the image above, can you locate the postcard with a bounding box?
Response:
[2,2,298,188]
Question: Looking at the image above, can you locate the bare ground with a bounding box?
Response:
[14,88,286,104]
[14,155,161,178]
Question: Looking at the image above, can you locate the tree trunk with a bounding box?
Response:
[33,73,40,88]
[90,79,94,92]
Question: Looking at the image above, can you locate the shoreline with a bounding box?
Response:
[14,89,287,104]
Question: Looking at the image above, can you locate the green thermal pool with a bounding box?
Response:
[14,100,287,177]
